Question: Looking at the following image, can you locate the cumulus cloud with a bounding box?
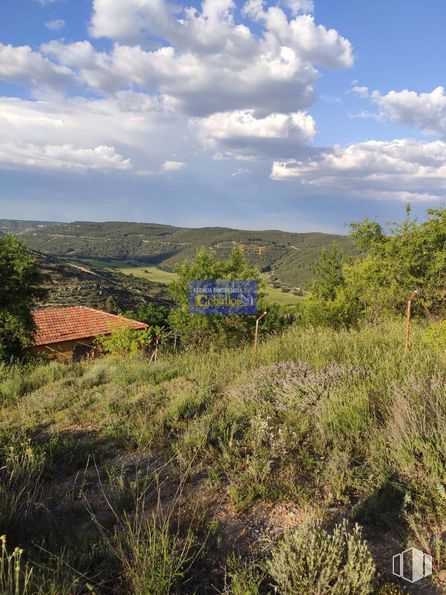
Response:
[83,0,353,115]
[195,110,316,158]
[35,3,353,120]
[45,19,65,31]
[0,143,132,171]
[17,0,354,130]
[0,94,187,173]
[162,160,187,171]
[271,139,446,201]
[373,86,446,136]
[0,43,76,89]
[0,0,356,177]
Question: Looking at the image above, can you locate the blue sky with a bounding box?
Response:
[1,0,446,232]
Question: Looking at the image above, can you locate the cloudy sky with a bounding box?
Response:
[1,0,446,232]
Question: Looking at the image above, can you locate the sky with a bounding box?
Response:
[1,0,446,232]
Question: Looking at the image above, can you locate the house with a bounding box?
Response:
[32,306,149,361]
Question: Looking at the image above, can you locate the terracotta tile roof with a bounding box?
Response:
[32,306,149,346]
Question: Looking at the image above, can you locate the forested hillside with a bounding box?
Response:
[12,220,355,288]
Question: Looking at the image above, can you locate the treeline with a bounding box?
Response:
[16,219,354,287]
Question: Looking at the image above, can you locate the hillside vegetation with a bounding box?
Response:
[0,321,445,593]
[14,220,355,288]
[34,252,171,312]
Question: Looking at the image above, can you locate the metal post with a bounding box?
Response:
[253,311,267,359]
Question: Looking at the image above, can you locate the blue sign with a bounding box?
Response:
[189,280,257,315]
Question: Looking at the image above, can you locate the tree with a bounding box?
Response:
[0,236,48,360]
[347,207,446,318]
[168,247,262,348]
[312,246,345,301]
[301,246,362,329]
[124,303,170,328]
[104,295,119,314]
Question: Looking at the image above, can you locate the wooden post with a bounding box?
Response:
[405,290,418,351]
[253,311,267,359]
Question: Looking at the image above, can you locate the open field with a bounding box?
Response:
[1,319,445,593]
[263,285,303,305]
[113,264,179,285]
[79,260,304,306]
[115,264,303,305]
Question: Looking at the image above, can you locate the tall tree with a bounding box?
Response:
[0,236,48,360]
[168,247,262,348]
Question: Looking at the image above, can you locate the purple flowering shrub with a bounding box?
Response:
[219,362,364,509]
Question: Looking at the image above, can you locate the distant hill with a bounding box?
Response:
[0,219,62,235]
[10,219,356,287]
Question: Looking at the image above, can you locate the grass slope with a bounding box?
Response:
[0,320,445,593]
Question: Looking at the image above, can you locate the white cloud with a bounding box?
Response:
[195,109,315,158]
[0,1,356,181]
[89,0,173,44]
[0,94,188,173]
[351,85,369,97]
[83,0,353,115]
[231,167,251,176]
[1,1,354,141]
[45,19,65,31]
[284,0,314,16]
[271,139,446,201]
[373,86,446,136]
[37,4,353,118]
[0,43,76,89]
[0,143,132,171]
[162,160,187,171]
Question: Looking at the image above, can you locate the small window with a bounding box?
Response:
[72,342,94,361]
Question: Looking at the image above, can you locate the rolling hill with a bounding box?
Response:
[11,220,356,288]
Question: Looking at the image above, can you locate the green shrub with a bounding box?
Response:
[115,512,196,595]
[267,520,375,595]
[421,319,446,351]
[97,327,153,356]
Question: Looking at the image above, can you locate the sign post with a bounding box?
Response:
[189,280,257,315]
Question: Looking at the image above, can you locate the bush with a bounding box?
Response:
[97,327,153,356]
[267,520,375,595]
[422,319,446,351]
